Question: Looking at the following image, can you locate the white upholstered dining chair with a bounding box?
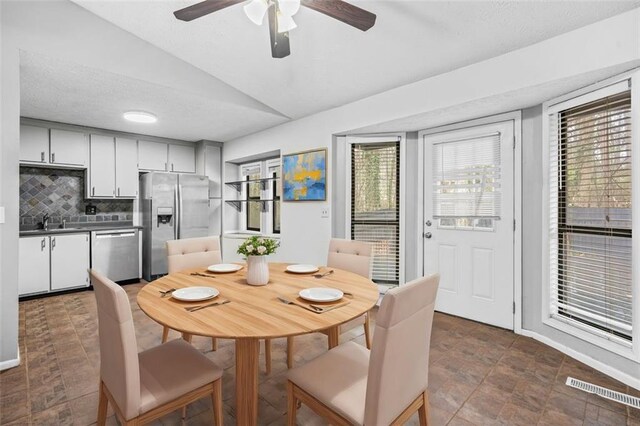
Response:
[286,273,439,426]
[90,269,223,426]
[286,238,373,368]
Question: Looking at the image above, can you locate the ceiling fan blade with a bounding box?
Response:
[301,0,376,31]
[174,0,245,21]
[268,6,291,58]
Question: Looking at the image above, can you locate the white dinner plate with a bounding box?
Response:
[207,263,243,273]
[286,264,319,274]
[172,287,219,302]
[299,288,344,303]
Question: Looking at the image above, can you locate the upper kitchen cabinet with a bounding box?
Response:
[88,135,138,199]
[115,138,139,197]
[20,124,49,163]
[50,129,87,167]
[138,140,168,171]
[169,144,196,173]
[205,145,222,197]
[20,125,87,167]
[138,140,195,173]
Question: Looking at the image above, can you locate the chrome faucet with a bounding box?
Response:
[42,213,50,230]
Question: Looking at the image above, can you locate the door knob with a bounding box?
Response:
[425,220,432,227]
[424,232,432,239]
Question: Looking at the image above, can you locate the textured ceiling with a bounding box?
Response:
[74,0,640,122]
[20,52,287,141]
[16,1,640,142]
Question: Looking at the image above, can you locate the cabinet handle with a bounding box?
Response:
[165,162,168,171]
[92,187,95,196]
[117,187,120,196]
[51,237,56,249]
[172,163,174,172]
[41,238,46,251]
[41,152,45,162]
[51,152,55,163]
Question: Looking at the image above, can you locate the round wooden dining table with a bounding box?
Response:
[137,262,378,425]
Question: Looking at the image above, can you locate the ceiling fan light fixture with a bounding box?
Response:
[123,111,157,124]
[278,0,300,16]
[277,11,297,33]
[244,0,269,25]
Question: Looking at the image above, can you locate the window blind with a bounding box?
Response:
[549,88,632,342]
[432,133,501,219]
[351,142,400,285]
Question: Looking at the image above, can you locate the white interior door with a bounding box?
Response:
[423,121,514,329]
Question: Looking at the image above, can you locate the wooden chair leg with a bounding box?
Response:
[364,313,372,349]
[211,337,218,351]
[212,379,223,426]
[264,339,272,375]
[181,406,187,420]
[182,333,193,343]
[286,336,294,369]
[161,326,169,343]
[287,381,297,426]
[97,381,108,426]
[418,391,430,426]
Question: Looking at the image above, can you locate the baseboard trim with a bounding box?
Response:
[520,329,640,391]
[0,346,20,371]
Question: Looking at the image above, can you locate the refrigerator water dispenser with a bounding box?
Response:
[157,207,173,226]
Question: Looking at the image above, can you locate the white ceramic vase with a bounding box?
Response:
[246,255,269,286]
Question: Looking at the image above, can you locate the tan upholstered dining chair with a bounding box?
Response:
[165,236,275,372]
[164,236,223,351]
[286,238,373,368]
[287,273,439,426]
[90,269,223,426]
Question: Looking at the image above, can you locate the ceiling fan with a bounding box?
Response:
[173,0,376,58]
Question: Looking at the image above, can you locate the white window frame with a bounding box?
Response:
[542,70,640,362]
[345,133,405,286]
[239,159,280,236]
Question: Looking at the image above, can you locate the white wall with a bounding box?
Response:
[222,9,640,385]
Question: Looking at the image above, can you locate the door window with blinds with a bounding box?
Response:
[433,133,501,231]
[547,82,633,346]
[350,141,400,285]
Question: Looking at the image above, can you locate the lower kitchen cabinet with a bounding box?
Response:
[18,236,50,295]
[19,233,90,296]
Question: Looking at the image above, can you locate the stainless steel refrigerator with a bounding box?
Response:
[140,173,210,281]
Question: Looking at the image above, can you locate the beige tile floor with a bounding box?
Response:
[1,282,639,425]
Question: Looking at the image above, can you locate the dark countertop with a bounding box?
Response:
[20,222,143,237]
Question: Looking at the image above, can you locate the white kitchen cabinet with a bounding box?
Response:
[115,138,138,197]
[50,233,90,291]
[50,129,87,167]
[89,134,116,197]
[204,145,222,197]
[20,125,49,164]
[18,236,50,296]
[138,140,168,171]
[88,136,138,199]
[168,144,196,173]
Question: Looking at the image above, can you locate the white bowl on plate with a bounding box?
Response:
[172,287,219,302]
[286,264,319,274]
[299,288,343,303]
[207,263,243,273]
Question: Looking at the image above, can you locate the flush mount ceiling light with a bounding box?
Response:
[123,111,157,123]
[173,0,376,59]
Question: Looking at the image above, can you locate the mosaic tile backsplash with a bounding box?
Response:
[20,167,133,226]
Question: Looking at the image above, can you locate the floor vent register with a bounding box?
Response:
[566,377,640,409]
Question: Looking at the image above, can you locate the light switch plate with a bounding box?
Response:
[321,207,329,218]
[0,207,5,224]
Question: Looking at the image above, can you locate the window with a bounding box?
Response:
[432,133,501,231]
[548,83,633,345]
[350,141,400,285]
[240,159,280,234]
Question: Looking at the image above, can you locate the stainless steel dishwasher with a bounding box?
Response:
[91,229,140,283]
